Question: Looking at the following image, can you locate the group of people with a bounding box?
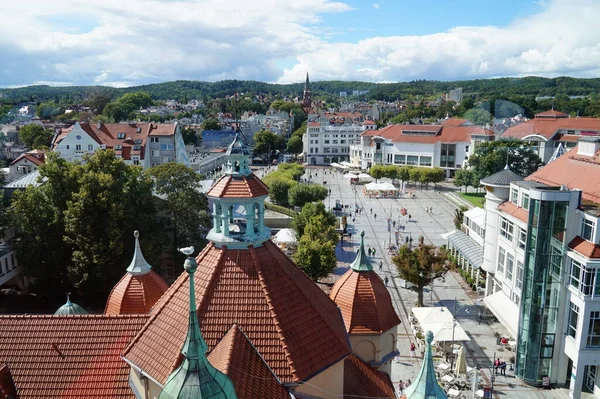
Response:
[425,206,434,214]
[397,379,412,396]
[494,358,507,376]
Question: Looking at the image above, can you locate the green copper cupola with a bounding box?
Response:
[403,331,448,399]
[158,256,238,399]
[54,293,87,315]
[351,231,373,272]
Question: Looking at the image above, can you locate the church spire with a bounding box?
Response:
[159,256,238,399]
[403,331,448,398]
[126,230,152,275]
[302,72,312,113]
[350,231,373,272]
[304,72,310,91]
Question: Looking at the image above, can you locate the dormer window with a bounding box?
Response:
[133,145,142,151]
[134,139,142,144]
[117,132,126,139]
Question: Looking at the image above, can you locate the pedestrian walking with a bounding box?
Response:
[430,206,433,214]
[370,208,373,214]
[405,379,411,389]
[408,214,412,221]
[425,207,429,213]
[500,361,507,376]
[352,217,356,223]
[393,220,396,228]
[379,260,383,271]
[374,213,377,220]
[398,380,404,396]
[384,276,389,286]
[410,342,416,358]
[494,358,500,375]
[372,248,376,256]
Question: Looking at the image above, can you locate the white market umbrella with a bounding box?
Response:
[344,173,359,179]
[274,228,297,244]
[454,346,468,376]
[357,173,374,182]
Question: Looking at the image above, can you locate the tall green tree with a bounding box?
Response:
[10,151,163,303]
[202,118,221,130]
[18,124,54,148]
[147,162,211,253]
[392,237,450,307]
[293,202,337,238]
[293,237,337,281]
[286,135,303,155]
[467,138,543,180]
[288,184,329,208]
[453,169,474,192]
[253,129,284,158]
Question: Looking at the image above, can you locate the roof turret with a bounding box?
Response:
[480,164,524,187]
[54,294,87,315]
[127,230,152,275]
[158,256,237,399]
[350,231,372,272]
[403,331,448,399]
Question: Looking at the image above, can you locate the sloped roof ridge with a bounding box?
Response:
[0,313,149,320]
[123,244,224,357]
[363,274,383,333]
[261,242,350,361]
[249,246,299,381]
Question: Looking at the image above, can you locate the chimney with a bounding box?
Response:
[577,137,600,157]
[97,122,102,129]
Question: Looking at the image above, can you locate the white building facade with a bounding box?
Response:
[478,137,600,398]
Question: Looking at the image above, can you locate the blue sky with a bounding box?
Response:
[1,0,599,87]
[320,0,542,42]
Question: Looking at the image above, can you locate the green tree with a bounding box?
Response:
[286,135,303,155]
[291,120,307,140]
[253,129,284,157]
[288,184,328,208]
[463,108,492,125]
[18,124,54,148]
[181,127,198,145]
[467,138,543,180]
[392,237,450,307]
[397,166,411,182]
[11,151,163,303]
[103,92,153,122]
[293,237,337,281]
[85,94,111,114]
[147,162,210,252]
[409,167,422,186]
[369,165,386,182]
[202,118,221,130]
[293,202,337,238]
[269,178,296,206]
[453,169,474,192]
[454,206,469,230]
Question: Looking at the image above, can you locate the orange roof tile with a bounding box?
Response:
[362,120,376,125]
[526,146,600,204]
[503,117,600,140]
[343,354,395,399]
[123,241,351,385]
[330,269,400,335]
[104,272,169,315]
[10,151,45,167]
[0,365,17,399]
[207,174,269,198]
[498,201,529,223]
[535,109,568,118]
[308,122,321,127]
[568,236,600,259]
[366,124,494,144]
[0,314,149,399]
[207,325,289,399]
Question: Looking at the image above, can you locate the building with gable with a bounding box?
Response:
[351,121,495,177]
[470,137,600,397]
[52,122,189,168]
[502,110,600,163]
[6,150,45,183]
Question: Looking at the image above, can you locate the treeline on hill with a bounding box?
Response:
[6,76,600,104]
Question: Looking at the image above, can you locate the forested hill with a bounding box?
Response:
[3,76,600,102]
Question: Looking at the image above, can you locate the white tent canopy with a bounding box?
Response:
[344,173,359,179]
[412,307,470,344]
[273,228,297,244]
[364,182,397,191]
[357,173,374,182]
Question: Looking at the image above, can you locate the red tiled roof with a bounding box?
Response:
[207,174,269,198]
[343,354,395,399]
[498,201,529,223]
[10,151,45,167]
[568,236,600,259]
[207,325,289,399]
[362,120,376,125]
[104,271,169,315]
[324,112,363,120]
[441,118,469,126]
[535,110,568,118]
[123,241,351,384]
[0,364,17,399]
[526,146,600,204]
[503,117,600,140]
[308,122,321,127]
[364,124,494,144]
[0,314,149,399]
[53,123,176,161]
[330,270,400,335]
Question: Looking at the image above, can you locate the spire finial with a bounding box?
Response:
[126,230,153,275]
[350,231,372,272]
[66,292,72,305]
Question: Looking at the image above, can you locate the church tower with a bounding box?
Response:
[302,72,312,114]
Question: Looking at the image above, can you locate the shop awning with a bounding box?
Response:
[443,230,483,268]
[483,291,519,339]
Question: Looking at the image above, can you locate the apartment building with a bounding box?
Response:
[503,110,600,163]
[471,137,600,398]
[350,120,495,177]
[52,122,189,168]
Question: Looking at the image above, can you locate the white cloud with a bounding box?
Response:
[373,3,381,9]
[1,0,600,87]
[278,0,600,83]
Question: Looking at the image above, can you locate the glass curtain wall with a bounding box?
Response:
[516,198,568,383]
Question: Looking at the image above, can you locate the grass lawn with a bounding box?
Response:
[459,192,486,208]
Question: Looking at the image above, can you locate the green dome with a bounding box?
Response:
[54,295,87,315]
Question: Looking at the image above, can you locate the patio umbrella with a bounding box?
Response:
[454,346,467,376]
[274,228,297,244]
[344,173,359,179]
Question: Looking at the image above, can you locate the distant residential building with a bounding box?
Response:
[7,149,45,183]
[502,110,600,163]
[340,91,348,97]
[447,87,463,103]
[351,121,496,177]
[52,122,189,167]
